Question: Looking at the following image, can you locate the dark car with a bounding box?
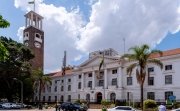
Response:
[59,102,88,111]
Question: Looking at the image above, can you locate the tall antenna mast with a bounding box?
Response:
[62,51,67,76]
[123,38,126,54]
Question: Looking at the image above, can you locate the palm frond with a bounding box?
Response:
[148,59,163,69]
[151,49,163,56]
[126,63,138,76]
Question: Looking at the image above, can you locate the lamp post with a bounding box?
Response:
[13,78,23,104]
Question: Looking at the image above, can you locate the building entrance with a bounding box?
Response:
[97,92,102,103]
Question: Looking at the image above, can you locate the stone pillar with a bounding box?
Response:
[104,69,107,89]
[40,20,42,30]
[117,67,122,88]
[35,16,38,28]
[31,13,33,26]
[92,71,95,89]
[81,73,84,90]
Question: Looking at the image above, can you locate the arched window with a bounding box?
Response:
[110,93,116,102]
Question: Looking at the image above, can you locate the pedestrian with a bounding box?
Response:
[158,103,166,111]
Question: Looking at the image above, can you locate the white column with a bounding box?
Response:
[35,16,38,28]
[117,67,122,88]
[81,73,84,90]
[104,69,107,89]
[31,13,33,26]
[40,20,42,30]
[92,71,95,89]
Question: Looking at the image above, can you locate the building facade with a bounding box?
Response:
[35,48,180,103]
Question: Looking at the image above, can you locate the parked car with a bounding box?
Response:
[59,102,88,111]
[2,103,13,109]
[172,108,180,111]
[107,106,136,111]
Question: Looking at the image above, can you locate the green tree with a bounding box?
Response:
[0,15,10,28]
[32,69,51,106]
[0,15,10,61]
[121,44,163,111]
[0,36,34,102]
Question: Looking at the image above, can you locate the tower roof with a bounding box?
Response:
[24,11,43,19]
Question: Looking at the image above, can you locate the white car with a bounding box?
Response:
[172,108,180,111]
[108,106,136,111]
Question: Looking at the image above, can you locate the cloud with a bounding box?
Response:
[17,26,25,43]
[14,0,85,73]
[14,0,180,73]
[77,0,180,52]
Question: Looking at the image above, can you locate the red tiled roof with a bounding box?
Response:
[149,48,180,58]
[51,70,73,77]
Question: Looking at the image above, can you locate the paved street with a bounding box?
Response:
[0,108,102,111]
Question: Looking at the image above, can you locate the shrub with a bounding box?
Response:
[74,99,81,104]
[143,99,157,109]
[101,99,111,106]
[115,99,126,106]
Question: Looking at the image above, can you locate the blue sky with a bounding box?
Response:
[0,0,179,73]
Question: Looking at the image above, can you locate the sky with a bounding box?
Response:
[0,0,180,73]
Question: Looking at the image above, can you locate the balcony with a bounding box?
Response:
[84,87,92,90]
[108,85,118,89]
[95,86,103,90]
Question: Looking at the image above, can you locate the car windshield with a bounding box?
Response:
[115,106,132,110]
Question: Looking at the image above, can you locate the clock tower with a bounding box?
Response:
[23,11,44,71]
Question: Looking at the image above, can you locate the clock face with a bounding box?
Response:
[25,42,29,46]
[34,42,41,48]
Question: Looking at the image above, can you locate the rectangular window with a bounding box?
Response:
[148,67,154,72]
[68,79,71,82]
[88,81,92,88]
[148,77,154,85]
[165,75,172,84]
[68,85,71,91]
[43,96,45,102]
[88,73,92,77]
[54,86,57,92]
[61,86,64,91]
[112,69,117,74]
[112,78,117,85]
[48,96,51,102]
[99,71,104,78]
[165,65,172,70]
[165,91,173,100]
[127,77,132,85]
[62,80,64,83]
[79,75,81,79]
[99,80,104,86]
[78,82,81,89]
[55,96,57,102]
[68,95,71,102]
[48,86,51,92]
[147,92,155,100]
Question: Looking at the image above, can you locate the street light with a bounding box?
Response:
[13,78,23,104]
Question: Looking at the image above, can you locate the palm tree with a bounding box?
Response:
[121,44,163,111]
[31,68,51,108]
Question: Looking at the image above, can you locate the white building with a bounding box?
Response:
[35,48,180,103]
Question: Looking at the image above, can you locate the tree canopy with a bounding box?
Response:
[0,36,34,102]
